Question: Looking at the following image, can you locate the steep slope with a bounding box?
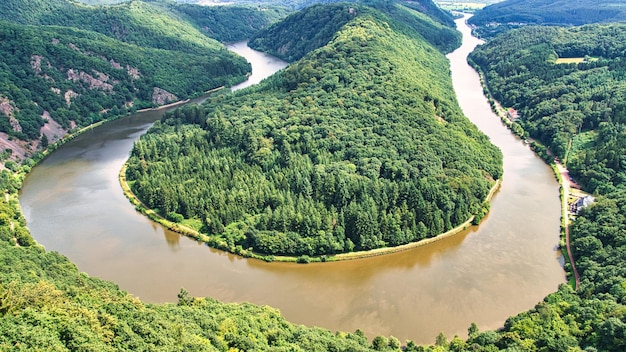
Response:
[0,20,249,162]
[125,4,502,258]
[1,0,225,53]
[249,0,460,61]
[469,0,626,37]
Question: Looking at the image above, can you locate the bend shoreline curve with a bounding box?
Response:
[119,161,502,263]
[470,58,580,289]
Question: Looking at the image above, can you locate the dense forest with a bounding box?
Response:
[469,24,626,194]
[0,0,280,53]
[463,21,626,350]
[0,0,289,160]
[468,0,626,38]
[125,3,502,258]
[249,0,460,61]
[0,19,249,157]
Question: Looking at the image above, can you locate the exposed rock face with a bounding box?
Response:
[109,59,122,70]
[40,111,66,144]
[66,69,114,91]
[0,98,21,134]
[64,90,79,107]
[126,65,141,80]
[0,98,16,117]
[30,55,44,74]
[152,87,178,105]
[0,132,31,162]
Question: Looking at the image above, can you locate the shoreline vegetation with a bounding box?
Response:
[30,86,228,166]
[119,161,502,263]
[471,61,581,288]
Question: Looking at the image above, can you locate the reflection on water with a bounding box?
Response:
[20,34,564,344]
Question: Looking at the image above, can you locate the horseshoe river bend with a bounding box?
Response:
[19,17,565,344]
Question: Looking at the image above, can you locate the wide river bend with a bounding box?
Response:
[20,19,565,344]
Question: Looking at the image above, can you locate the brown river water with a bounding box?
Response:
[20,17,565,344]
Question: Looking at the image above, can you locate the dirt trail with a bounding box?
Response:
[556,161,581,290]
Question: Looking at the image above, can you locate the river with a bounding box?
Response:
[20,23,565,344]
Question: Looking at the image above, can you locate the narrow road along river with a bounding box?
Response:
[20,26,565,344]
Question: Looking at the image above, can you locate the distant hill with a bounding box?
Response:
[249,0,460,61]
[173,3,286,42]
[0,0,225,53]
[469,0,626,37]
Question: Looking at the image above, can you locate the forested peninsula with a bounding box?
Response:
[125,3,502,260]
[465,20,626,350]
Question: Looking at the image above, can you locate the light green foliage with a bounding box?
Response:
[126,5,502,257]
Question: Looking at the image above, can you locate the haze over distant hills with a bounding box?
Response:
[469,0,626,37]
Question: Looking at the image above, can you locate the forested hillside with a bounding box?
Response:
[464,23,626,350]
[0,20,249,161]
[469,24,626,194]
[1,0,231,52]
[469,0,626,38]
[125,3,502,259]
[173,3,286,42]
[0,0,290,162]
[249,0,460,61]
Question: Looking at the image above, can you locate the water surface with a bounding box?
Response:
[21,29,564,344]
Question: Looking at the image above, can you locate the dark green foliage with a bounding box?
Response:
[249,3,362,62]
[126,6,502,257]
[0,20,249,141]
[469,24,626,194]
[174,4,286,43]
[470,0,626,38]
[249,0,460,61]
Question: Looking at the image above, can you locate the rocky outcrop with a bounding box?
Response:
[66,69,114,92]
[152,87,178,105]
[64,90,79,107]
[0,97,21,134]
[127,65,140,80]
[40,111,66,144]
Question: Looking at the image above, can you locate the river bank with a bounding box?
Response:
[469,53,583,289]
[120,160,503,263]
[21,29,564,343]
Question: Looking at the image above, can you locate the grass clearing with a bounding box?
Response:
[556,57,599,64]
